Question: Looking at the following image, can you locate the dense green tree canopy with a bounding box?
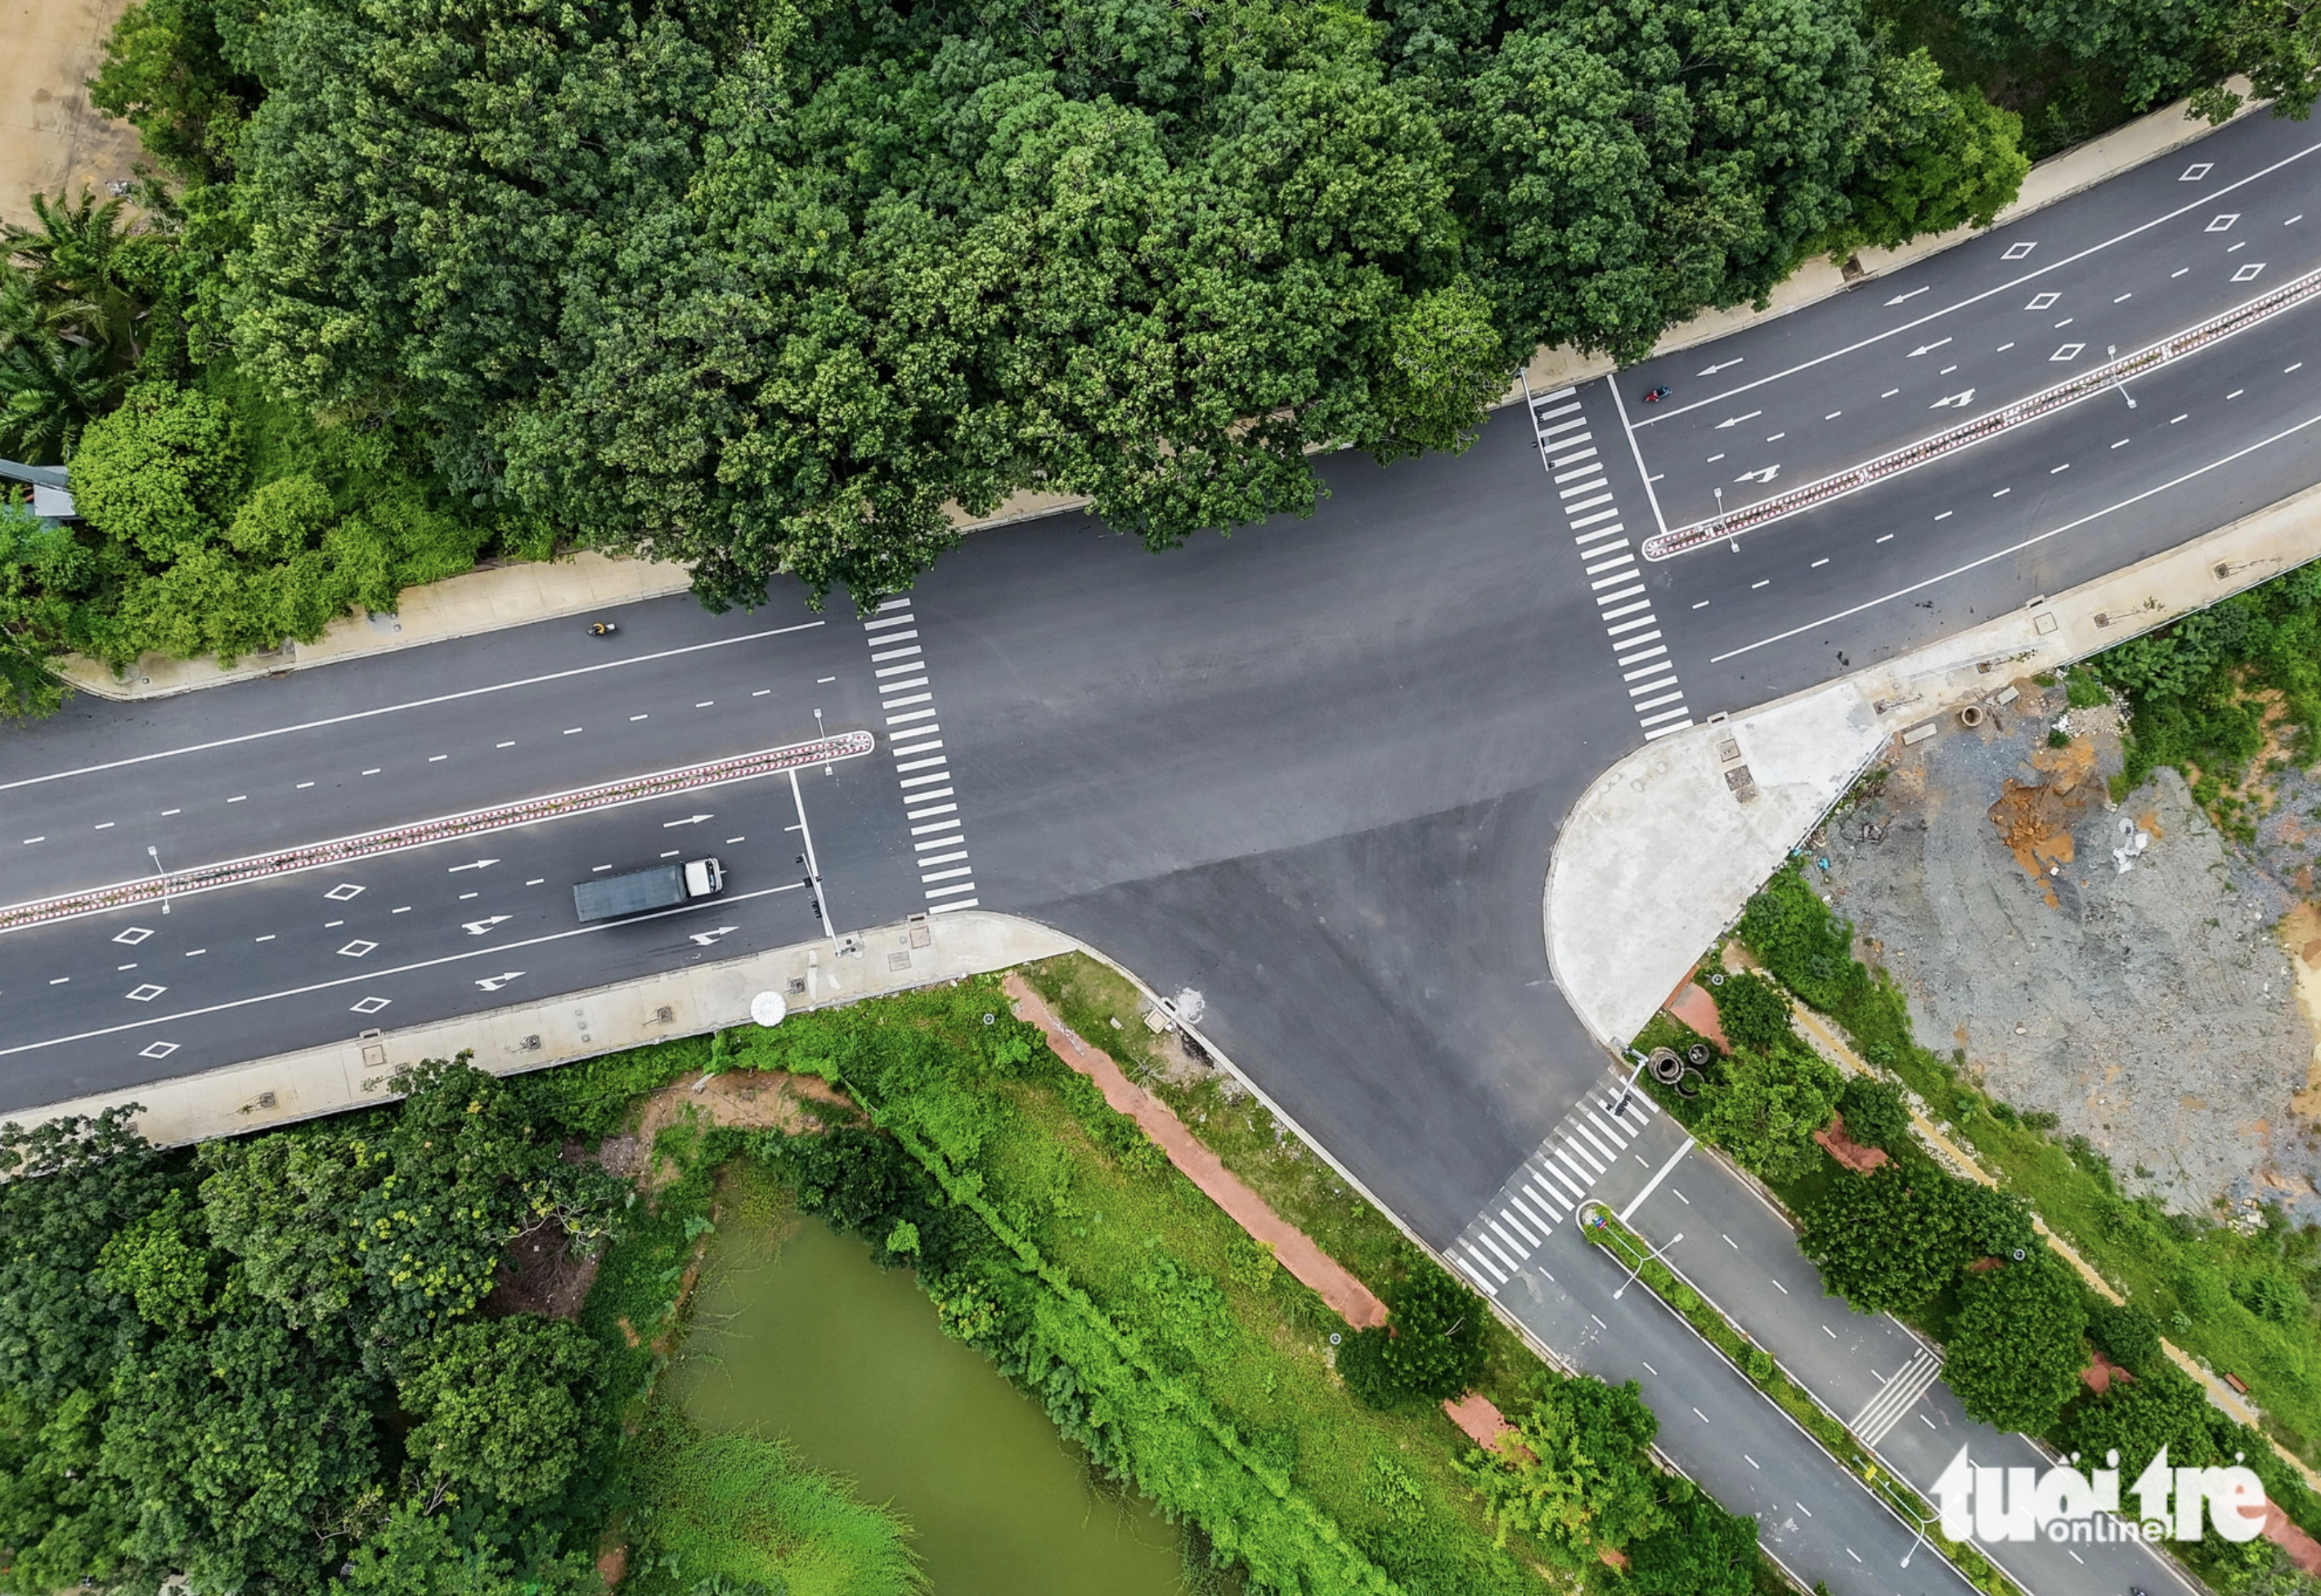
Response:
[1463,1371,1664,1560]
[1943,1254,2089,1433]
[1695,1042,1841,1181]
[1799,1162,2033,1313]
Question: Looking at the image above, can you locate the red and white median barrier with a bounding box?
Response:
[0,731,877,935]
[1641,266,2321,561]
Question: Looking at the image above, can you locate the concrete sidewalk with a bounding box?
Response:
[54,486,1095,704]
[18,911,1073,1145]
[1546,475,2321,1055]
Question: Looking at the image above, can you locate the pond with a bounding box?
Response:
[664,1207,1191,1596]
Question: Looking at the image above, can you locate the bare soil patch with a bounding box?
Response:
[0,0,145,225]
[483,1215,599,1321]
[1816,679,2317,1218]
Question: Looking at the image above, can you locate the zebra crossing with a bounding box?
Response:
[1524,383,1694,742]
[1448,1068,1659,1297]
[862,597,980,913]
[1849,1347,1945,1445]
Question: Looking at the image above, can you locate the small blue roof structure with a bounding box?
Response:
[0,458,77,520]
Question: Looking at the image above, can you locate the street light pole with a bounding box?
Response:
[1613,1227,1684,1300]
[1607,1047,1652,1121]
[147,845,169,916]
[2106,345,2138,410]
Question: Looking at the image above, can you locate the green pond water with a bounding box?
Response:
[664,1212,1189,1595]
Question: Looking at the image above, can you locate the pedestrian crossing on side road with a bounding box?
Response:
[1850,1347,1944,1446]
[1524,383,1694,742]
[1448,1068,1657,1297]
[862,597,980,913]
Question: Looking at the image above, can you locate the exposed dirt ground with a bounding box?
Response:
[0,0,143,226]
[1813,679,2321,1221]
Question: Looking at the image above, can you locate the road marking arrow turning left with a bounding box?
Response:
[462,916,514,935]
[475,971,524,992]
[689,926,741,947]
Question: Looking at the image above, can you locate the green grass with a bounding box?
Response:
[1728,868,2321,1491]
[620,1412,921,1596]
[1017,955,1579,1420]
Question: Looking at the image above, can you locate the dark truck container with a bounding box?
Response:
[572,858,725,922]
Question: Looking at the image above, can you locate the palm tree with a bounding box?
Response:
[3,190,164,362]
[0,267,133,463]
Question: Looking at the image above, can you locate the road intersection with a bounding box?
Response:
[7,101,2320,1596]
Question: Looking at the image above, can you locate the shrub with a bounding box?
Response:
[2235,1271,2310,1328]
[70,381,242,562]
[2085,1303,2163,1373]
[1943,1254,2089,1433]
[1836,1077,1910,1150]
[1709,972,1792,1055]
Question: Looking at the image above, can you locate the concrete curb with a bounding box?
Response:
[11,910,1075,1145]
[1546,475,2321,1056]
[56,552,699,702]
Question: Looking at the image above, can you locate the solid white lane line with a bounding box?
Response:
[1713,406,2321,663]
[1632,137,2321,428]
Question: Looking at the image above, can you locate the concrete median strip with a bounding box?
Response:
[0,730,874,935]
[1642,266,2321,561]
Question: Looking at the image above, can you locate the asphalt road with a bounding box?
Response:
[1466,1070,1985,1596]
[6,105,2321,1596]
[1623,109,2321,535]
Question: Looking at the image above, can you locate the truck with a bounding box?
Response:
[572,858,725,922]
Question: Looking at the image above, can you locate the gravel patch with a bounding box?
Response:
[1809,680,2319,1221]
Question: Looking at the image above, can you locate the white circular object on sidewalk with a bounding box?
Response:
[748,991,788,1028]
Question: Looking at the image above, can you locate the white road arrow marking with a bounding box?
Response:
[1733,465,1782,485]
[662,814,714,827]
[1907,337,1953,357]
[462,916,514,935]
[1885,285,1931,305]
[1713,410,1763,430]
[447,859,500,873]
[689,926,741,947]
[1928,388,1978,410]
[1697,357,1744,376]
[474,971,525,992]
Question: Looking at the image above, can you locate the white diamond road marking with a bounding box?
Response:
[138,1041,179,1059]
[1527,383,1691,739]
[113,926,154,945]
[336,939,379,957]
[2001,241,2036,260]
[325,883,366,901]
[124,984,167,1002]
[866,598,978,913]
[349,996,391,1015]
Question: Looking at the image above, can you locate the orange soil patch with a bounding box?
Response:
[2082,1348,2133,1395]
[1988,737,2100,906]
[1814,1112,1890,1174]
[1664,980,1728,1050]
[1002,974,1388,1330]
[595,1546,627,1587]
[1443,1389,1520,1450]
[2268,1501,2321,1576]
